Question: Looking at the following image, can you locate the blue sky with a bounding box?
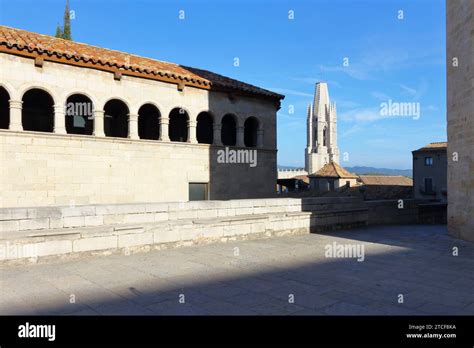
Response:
[0,0,446,169]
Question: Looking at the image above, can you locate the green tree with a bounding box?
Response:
[55,24,63,38]
[62,0,72,40]
[54,1,72,40]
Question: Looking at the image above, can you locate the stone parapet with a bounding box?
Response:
[0,197,369,263]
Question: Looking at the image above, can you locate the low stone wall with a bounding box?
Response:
[0,197,367,263]
[1,197,436,263]
[366,199,418,225]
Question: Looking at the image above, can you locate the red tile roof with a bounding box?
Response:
[308,161,358,178]
[413,142,447,152]
[294,175,310,184]
[0,25,284,101]
[358,175,413,186]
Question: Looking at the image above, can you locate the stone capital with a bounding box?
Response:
[54,104,65,114]
[9,100,23,109]
[128,113,139,121]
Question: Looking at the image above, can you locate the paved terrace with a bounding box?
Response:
[1,225,473,315]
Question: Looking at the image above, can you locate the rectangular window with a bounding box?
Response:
[424,157,433,166]
[189,183,208,201]
[424,178,433,193]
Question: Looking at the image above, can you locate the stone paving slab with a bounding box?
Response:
[0,224,473,315]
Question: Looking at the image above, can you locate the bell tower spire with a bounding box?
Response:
[305,82,340,174]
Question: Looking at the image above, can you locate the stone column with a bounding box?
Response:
[8,100,23,131]
[213,123,222,146]
[128,113,139,140]
[159,117,170,141]
[236,126,245,147]
[93,109,105,137]
[53,104,67,134]
[257,129,264,148]
[187,120,197,144]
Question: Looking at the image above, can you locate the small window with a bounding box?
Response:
[424,178,433,193]
[189,183,208,201]
[424,157,433,166]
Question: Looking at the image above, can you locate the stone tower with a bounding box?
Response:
[305,82,339,174]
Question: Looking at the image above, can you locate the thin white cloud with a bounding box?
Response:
[336,99,361,108]
[339,107,387,122]
[319,64,371,81]
[371,91,391,101]
[399,84,417,97]
[317,46,439,82]
[399,80,428,100]
[341,124,365,138]
[267,87,313,98]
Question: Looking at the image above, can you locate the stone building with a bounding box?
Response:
[308,161,357,192]
[0,26,284,208]
[446,0,474,242]
[412,142,447,202]
[305,82,340,174]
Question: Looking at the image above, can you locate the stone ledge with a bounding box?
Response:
[0,197,366,233]
[0,197,373,263]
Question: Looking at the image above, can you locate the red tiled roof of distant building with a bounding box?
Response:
[413,142,448,152]
[309,161,358,178]
[294,175,310,184]
[0,25,284,101]
[358,175,413,186]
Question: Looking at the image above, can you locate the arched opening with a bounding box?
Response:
[221,114,236,146]
[22,88,54,132]
[196,112,213,144]
[65,94,93,135]
[169,107,188,142]
[244,116,259,147]
[323,127,327,147]
[138,104,160,140]
[104,99,129,138]
[0,87,9,129]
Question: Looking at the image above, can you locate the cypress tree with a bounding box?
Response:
[55,24,63,38]
[62,0,72,40]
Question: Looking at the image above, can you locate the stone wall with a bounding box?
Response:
[0,197,442,263]
[0,130,276,207]
[0,197,367,262]
[446,0,474,242]
[366,199,418,225]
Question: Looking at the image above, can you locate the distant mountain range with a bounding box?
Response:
[278,165,412,178]
[344,166,412,178]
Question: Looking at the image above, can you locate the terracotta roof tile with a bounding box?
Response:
[414,141,447,152]
[0,25,284,101]
[293,175,310,184]
[358,175,413,186]
[309,161,358,178]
